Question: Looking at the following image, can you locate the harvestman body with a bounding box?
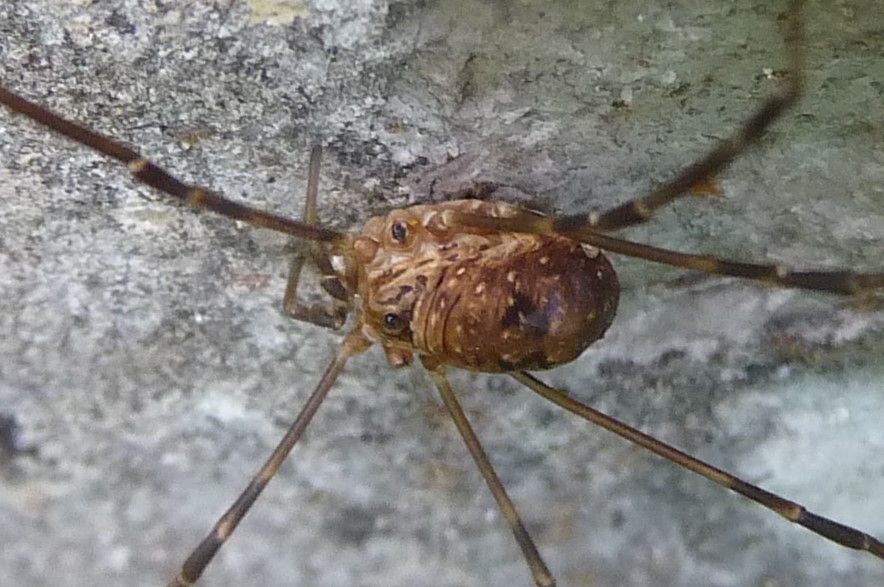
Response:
[1,1,882,585]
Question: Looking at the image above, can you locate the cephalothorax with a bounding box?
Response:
[1,1,882,586]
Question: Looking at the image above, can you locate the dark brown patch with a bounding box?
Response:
[382,267,408,281]
[377,285,415,305]
[500,291,548,334]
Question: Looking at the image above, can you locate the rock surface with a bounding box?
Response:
[1,1,882,586]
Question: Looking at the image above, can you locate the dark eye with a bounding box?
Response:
[383,313,404,330]
[391,221,408,243]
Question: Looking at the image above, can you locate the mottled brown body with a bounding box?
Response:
[351,200,620,372]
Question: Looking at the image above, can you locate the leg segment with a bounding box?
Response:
[436,0,877,297]
[563,0,805,232]
[425,366,555,587]
[282,145,349,329]
[565,229,884,295]
[167,330,371,587]
[511,371,884,559]
[446,210,884,295]
[0,86,344,243]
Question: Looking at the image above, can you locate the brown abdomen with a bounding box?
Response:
[414,236,619,372]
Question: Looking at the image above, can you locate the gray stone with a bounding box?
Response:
[1,1,882,586]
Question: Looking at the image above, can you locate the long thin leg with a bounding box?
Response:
[0,86,344,243]
[511,371,884,559]
[425,367,555,587]
[567,229,884,295]
[167,330,371,587]
[446,210,884,295]
[573,0,805,232]
[282,145,349,329]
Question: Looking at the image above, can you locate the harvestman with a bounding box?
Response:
[1,1,882,585]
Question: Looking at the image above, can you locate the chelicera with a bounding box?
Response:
[1,1,881,585]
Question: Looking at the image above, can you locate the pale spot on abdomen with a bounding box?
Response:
[424,236,619,373]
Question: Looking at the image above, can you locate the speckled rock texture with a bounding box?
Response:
[1,1,882,586]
